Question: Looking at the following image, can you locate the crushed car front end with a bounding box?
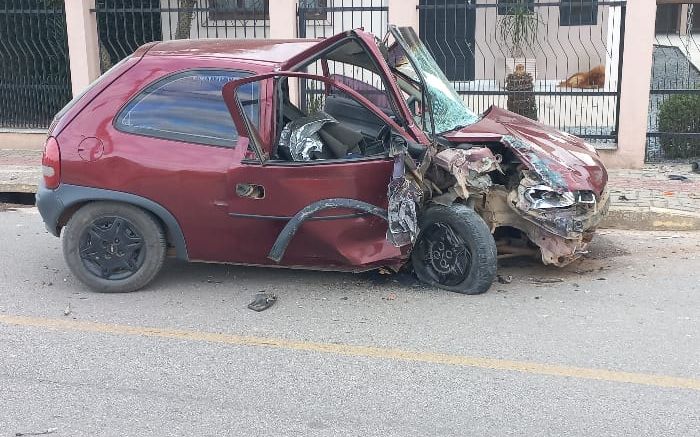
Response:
[386,26,610,267]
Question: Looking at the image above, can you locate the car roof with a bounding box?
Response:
[143,38,323,65]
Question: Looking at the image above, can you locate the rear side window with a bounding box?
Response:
[115,70,258,147]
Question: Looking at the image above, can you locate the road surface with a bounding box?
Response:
[0,206,698,436]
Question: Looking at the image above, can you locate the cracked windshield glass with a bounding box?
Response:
[387,27,479,134]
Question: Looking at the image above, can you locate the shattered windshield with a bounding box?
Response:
[387,27,479,134]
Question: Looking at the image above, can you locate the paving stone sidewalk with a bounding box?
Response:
[1,148,699,229]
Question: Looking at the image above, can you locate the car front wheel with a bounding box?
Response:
[62,202,166,293]
[412,204,497,294]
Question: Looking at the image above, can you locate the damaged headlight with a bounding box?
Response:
[524,185,575,209]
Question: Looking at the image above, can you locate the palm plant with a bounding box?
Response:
[497,1,540,58]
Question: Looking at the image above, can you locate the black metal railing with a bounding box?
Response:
[93,0,269,72]
[647,2,700,162]
[0,0,72,129]
[297,0,389,39]
[297,0,389,110]
[418,1,626,145]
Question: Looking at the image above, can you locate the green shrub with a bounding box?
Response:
[658,93,700,159]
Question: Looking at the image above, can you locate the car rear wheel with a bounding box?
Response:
[62,202,166,293]
[412,204,497,294]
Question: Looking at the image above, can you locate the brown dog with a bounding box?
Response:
[558,65,605,89]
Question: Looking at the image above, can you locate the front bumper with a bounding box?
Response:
[523,191,611,266]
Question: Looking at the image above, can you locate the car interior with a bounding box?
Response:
[273,79,391,161]
[270,38,399,162]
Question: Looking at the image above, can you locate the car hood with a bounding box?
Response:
[442,106,608,195]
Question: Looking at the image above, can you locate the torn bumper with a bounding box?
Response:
[518,190,610,266]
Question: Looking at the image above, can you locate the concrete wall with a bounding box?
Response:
[0,132,46,151]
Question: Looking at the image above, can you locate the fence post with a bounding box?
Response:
[388,0,419,31]
[64,0,101,97]
[269,0,298,39]
[600,0,657,169]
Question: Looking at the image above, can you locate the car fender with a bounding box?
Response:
[36,183,188,260]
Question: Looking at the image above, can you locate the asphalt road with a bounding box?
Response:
[1,206,699,436]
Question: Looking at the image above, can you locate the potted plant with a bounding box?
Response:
[498,0,540,120]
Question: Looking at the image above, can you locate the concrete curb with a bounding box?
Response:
[601,207,700,231]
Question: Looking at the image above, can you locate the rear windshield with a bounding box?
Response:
[50,57,131,132]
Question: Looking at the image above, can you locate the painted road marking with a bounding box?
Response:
[1,314,699,392]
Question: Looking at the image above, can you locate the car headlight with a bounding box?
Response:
[524,185,575,209]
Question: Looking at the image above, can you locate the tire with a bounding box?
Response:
[62,201,166,293]
[412,203,497,294]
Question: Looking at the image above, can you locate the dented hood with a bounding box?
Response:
[443,106,608,196]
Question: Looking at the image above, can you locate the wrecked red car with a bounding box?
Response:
[36,26,609,295]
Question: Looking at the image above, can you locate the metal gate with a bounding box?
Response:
[417,1,627,146]
[296,0,388,109]
[297,0,389,39]
[646,2,700,162]
[92,0,269,72]
[0,0,72,129]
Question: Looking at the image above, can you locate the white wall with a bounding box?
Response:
[473,0,616,84]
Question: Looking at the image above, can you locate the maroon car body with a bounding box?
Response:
[37,26,609,294]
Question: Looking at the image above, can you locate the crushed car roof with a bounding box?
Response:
[144,38,323,64]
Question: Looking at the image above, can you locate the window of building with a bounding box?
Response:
[116,70,258,148]
[497,0,535,16]
[208,0,268,20]
[208,0,328,20]
[560,1,599,26]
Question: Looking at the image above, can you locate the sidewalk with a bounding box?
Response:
[0,149,41,194]
[2,148,700,230]
[603,162,700,231]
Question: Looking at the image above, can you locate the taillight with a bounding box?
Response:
[42,136,61,189]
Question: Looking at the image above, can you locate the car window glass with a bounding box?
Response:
[116,70,258,147]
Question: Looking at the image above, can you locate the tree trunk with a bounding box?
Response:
[175,0,197,39]
[99,40,112,72]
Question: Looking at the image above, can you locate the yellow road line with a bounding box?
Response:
[1,314,698,392]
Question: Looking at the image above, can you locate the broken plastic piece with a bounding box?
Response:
[248,292,277,312]
[433,147,500,196]
[387,154,421,247]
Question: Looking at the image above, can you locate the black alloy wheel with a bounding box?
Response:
[79,216,146,280]
[63,202,166,293]
[412,204,497,294]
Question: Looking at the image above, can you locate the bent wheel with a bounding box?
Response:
[63,202,166,293]
[412,204,497,294]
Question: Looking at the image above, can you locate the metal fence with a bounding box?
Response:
[93,0,269,72]
[0,0,72,129]
[297,0,389,110]
[297,0,389,39]
[646,2,700,162]
[418,0,626,145]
